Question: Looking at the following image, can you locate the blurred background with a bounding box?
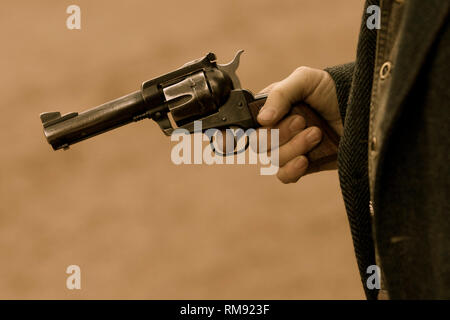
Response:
[0,0,365,299]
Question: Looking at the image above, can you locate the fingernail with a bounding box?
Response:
[258,108,275,121]
[289,116,305,133]
[306,127,322,144]
[294,156,307,169]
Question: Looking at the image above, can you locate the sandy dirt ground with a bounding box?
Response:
[0,0,366,299]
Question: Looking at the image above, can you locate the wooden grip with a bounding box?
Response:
[248,96,340,173]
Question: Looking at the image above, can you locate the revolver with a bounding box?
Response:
[40,51,339,171]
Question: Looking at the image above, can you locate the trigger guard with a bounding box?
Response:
[205,127,249,157]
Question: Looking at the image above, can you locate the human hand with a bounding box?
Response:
[257,67,342,183]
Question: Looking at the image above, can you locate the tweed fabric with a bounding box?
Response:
[325,0,450,299]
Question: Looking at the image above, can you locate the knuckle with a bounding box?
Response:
[270,82,292,103]
[270,85,287,101]
[294,66,311,75]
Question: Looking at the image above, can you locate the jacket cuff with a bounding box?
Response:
[325,62,355,125]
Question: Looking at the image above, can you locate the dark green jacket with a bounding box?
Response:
[326,0,450,299]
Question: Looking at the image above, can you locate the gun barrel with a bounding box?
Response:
[40,91,150,150]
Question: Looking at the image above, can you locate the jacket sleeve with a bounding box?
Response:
[325,62,355,125]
